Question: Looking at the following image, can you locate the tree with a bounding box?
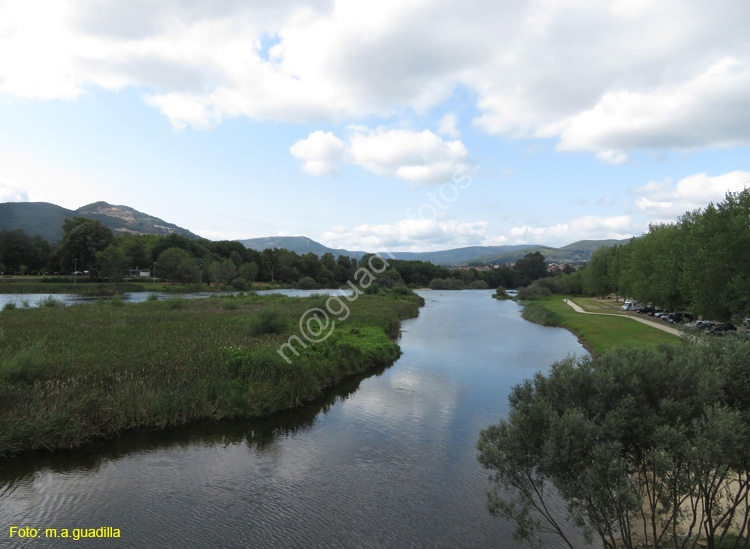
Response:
[157,247,200,284]
[477,339,750,549]
[208,258,237,286]
[57,220,115,274]
[96,244,129,282]
[238,261,259,283]
[515,252,548,285]
[0,228,49,273]
[681,190,750,321]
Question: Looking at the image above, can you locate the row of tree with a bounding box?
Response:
[0,217,555,289]
[582,189,750,321]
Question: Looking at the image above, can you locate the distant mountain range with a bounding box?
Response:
[0,201,200,243]
[240,236,630,265]
[1,200,629,264]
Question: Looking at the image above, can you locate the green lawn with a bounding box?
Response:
[527,296,681,355]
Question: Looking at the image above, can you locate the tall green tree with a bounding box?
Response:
[156,247,200,284]
[96,244,130,282]
[57,219,115,274]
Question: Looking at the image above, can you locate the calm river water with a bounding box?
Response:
[0,290,592,548]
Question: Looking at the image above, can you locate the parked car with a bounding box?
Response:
[686,320,715,330]
[708,323,737,335]
[637,306,656,314]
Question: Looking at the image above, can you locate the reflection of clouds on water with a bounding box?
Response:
[344,366,459,428]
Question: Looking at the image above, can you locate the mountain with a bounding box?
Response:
[238,236,627,265]
[239,236,368,258]
[0,201,200,243]
[75,202,200,241]
[0,202,73,244]
[456,239,631,266]
[388,245,535,265]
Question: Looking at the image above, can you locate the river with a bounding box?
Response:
[0,290,592,548]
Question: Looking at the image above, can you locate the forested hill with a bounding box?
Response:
[0,201,200,243]
[240,236,627,265]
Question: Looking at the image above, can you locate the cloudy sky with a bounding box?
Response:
[1,0,749,251]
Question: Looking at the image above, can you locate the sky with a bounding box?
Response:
[1,0,749,252]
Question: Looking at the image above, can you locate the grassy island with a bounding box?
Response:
[0,291,423,458]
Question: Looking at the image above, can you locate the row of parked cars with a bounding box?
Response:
[632,305,741,335]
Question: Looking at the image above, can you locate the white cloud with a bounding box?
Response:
[596,150,629,165]
[508,216,637,246]
[630,170,750,217]
[320,218,489,252]
[0,180,28,202]
[289,130,345,176]
[292,127,476,184]
[558,58,750,153]
[437,113,460,138]
[2,0,748,157]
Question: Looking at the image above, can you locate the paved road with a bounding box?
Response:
[563,299,684,337]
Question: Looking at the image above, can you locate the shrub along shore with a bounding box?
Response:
[0,291,423,458]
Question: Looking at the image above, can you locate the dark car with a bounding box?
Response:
[666,313,685,324]
[637,306,656,314]
[708,323,737,335]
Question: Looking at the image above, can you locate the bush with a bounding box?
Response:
[248,308,287,335]
[521,302,562,326]
[469,280,489,290]
[231,277,247,291]
[392,286,411,296]
[146,293,159,301]
[516,284,552,300]
[165,298,185,310]
[478,338,750,549]
[363,283,382,295]
[429,278,466,290]
[38,295,63,308]
[493,286,511,300]
[2,302,17,312]
[110,295,125,307]
[296,276,316,290]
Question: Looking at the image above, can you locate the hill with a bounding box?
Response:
[238,236,367,259]
[0,201,200,243]
[238,236,627,265]
[458,239,630,265]
[0,202,73,243]
[75,202,200,241]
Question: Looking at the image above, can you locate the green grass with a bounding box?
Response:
[521,296,681,355]
[0,291,423,458]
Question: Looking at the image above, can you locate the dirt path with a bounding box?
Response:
[563,299,684,338]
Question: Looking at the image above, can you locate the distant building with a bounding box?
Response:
[129,268,151,278]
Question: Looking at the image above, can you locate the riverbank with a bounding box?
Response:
[0,291,424,458]
[518,296,681,355]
